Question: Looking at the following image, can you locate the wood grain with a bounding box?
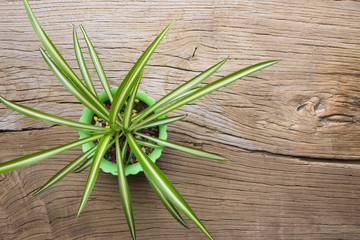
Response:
[1,0,360,239]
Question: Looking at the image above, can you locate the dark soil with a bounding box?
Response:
[92,99,159,165]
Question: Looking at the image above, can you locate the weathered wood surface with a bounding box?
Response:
[1,0,360,239]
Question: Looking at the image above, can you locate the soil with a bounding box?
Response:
[92,99,159,165]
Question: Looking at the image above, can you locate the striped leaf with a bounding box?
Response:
[72,155,94,173]
[23,0,108,116]
[123,73,142,130]
[134,115,186,130]
[148,178,189,229]
[109,17,176,126]
[73,27,97,96]
[0,96,109,133]
[133,60,279,129]
[121,139,128,161]
[131,58,228,125]
[135,139,164,149]
[126,133,214,240]
[72,137,118,173]
[77,133,113,218]
[40,47,110,121]
[34,145,98,196]
[115,136,136,240]
[80,25,112,102]
[136,132,227,161]
[0,134,102,173]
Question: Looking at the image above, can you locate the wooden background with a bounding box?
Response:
[1,0,360,239]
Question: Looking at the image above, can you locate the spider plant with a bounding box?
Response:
[0,0,279,239]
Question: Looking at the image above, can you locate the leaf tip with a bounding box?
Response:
[75,208,82,221]
[179,218,190,229]
[168,14,178,28]
[215,156,228,161]
[33,189,41,196]
[79,24,85,32]
[265,59,280,68]
[271,59,281,65]
[175,10,182,20]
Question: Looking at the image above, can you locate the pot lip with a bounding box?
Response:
[78,87,167,176]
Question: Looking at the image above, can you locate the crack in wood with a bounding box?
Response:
[0,125,56,133]
[243,147,360,163]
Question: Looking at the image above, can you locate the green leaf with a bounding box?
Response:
[39,48,121,129]
[123,72,142,130]
[148,178,189,229]
[121,139,128,161]
[133,90,199,122]
[115,136,136,240]
[0,96,109,133]
[135,139,164,149]
[125,149,133,166]
[109,17,176,126]
[126,133,214,240]
[0,134,102,173]
[169,87,200,103]
[34,145,98,196]
[80,25,112,102]
[73,27,97,96]
[40,47,109,121]
[73,156,93,173]
[131,58,228,125]
[136,132,227,161]
[134,115,186,130]
[133,60,279,129]
[22,0,81,91]
[137,89,199,117]
[72,137,117,173]
[22,0,108,115]
[77,133,113,219]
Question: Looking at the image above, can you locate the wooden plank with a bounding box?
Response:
[1,0,360,239]
[1,0,359,159]
[1,128,360,239]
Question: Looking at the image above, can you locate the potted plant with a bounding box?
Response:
[0,0,279,239]
[78,87,168,176]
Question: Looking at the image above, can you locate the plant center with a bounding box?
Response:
[92,99,159,165]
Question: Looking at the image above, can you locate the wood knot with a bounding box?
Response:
[296,96,356,128]
[296,97,326,116]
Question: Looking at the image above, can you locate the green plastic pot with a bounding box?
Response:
[78,87,167,176]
